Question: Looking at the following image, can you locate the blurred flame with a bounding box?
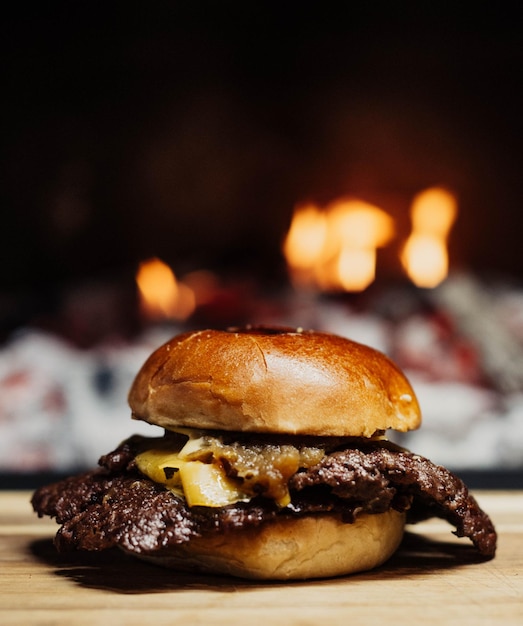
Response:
[136,258,195,321]
[327,200,395,249]
[282,204,328,287]
[401,187,457,288]
[283,199,394,292]
[337,247,377,292]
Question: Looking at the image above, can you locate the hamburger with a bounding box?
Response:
[32,326,497,579]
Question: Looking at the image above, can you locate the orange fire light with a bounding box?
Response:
[283,199,394,292]
[282,203,328,288]
[401,187,457,288]
[136,257,195,321]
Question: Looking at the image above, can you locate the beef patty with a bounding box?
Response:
[32,436,497,559]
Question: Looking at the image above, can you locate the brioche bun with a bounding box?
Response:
[135,509,406,580]
[128,326,421,437]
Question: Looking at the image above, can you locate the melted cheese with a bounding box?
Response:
[135,426,323,509]
[179,460,250,507]
[135,444,250,508]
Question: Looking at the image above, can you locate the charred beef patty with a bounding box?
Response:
[32,436,497,558]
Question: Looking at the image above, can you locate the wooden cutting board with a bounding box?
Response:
[1,491,521,625]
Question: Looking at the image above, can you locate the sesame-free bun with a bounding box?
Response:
[128,327,421,437]
[133,509,406,580]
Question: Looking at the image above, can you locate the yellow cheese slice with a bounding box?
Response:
[135,447,250,508]
[179,461,250,507]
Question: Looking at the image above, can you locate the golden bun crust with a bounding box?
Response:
[128,327,421,437]
[133,510,406,580]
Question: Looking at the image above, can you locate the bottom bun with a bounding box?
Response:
[132,509,406,580]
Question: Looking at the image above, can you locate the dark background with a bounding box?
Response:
[2,2,523,297]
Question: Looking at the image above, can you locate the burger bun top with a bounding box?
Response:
[128,327,421,437]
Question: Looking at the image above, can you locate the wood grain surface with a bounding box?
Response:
[1,491,521,625]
